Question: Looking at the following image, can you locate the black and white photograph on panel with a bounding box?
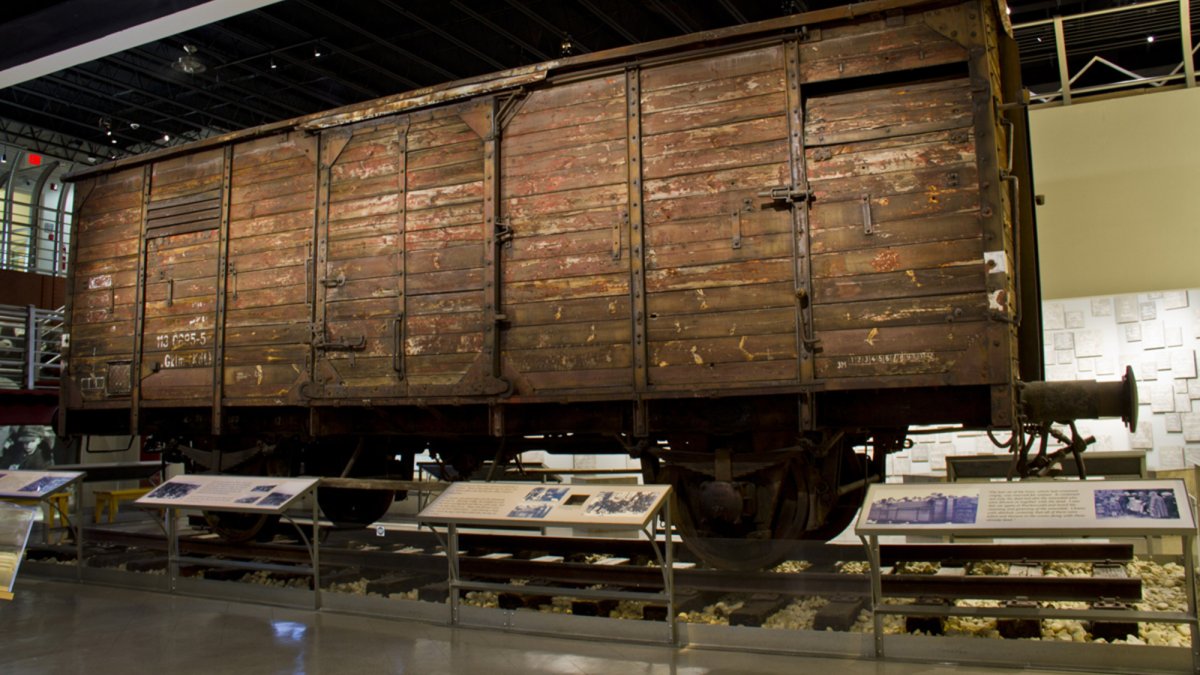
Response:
[16,475,71,494]
[146,481,202,500]
[257,492,293,507]
[507,503,552,519]
[251,485,276,493]
[523,486,569,502]
[235,496,260,504]
[583,491,658,516]
[1095,489,1181,519]
[866,493,979,525]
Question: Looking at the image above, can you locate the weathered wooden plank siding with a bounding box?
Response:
[70,167,144,401]
[403,108,486,389]
[806,75,988,382]
[641,45,799,389]
[318,121,405,391]
[501,74,632,395]
[224,132,315,402]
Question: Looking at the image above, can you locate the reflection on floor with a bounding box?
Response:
[0,578,1081,675]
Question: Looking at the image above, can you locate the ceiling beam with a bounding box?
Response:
[576,0,640,43]
[645,0,699,34]
[0,0,284,90]
[293,0,459,81]
[248,10,421,93]
[0,117,105,165]
[117,46,308,122]
[504,0,592,53]
[44,71,236,133]
[716,0,749,24]
[449,1,550,62]
[377,1,509,71]
[6,85,171,151]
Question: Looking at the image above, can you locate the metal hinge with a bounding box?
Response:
[758,185,812,205]
[496,216,514,249]
[320,272,346,288]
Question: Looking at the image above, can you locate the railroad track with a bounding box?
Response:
[38,524,1142,607]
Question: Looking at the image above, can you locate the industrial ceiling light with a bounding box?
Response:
[313,46,322,58]
[270,57,277,70]
[172,44,207,74]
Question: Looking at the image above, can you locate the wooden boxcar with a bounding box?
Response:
[62,0,1090,566]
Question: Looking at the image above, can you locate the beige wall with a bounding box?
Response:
[1030,87,1200,299]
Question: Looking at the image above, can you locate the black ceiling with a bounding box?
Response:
[0,0,1195,165]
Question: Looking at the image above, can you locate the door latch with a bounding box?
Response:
[758,185,812,205]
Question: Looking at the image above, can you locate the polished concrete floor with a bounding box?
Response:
[1,578,1085,675]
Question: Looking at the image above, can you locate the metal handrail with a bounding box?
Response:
[0,303,64,390]
[1015,0,1197,105]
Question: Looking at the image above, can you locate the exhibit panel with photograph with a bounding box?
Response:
[420,482,671,529]
[137,475,319,513]
[0,470,84,498]
[856,479,1195,536]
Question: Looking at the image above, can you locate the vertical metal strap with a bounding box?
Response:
[784,39,814,383]
[1182,0,1196,88]
[626,68,648,392]
[23,304,36,390]
[396,122,409,380]
[130,165,152,433]
[211,145,233,435]
[1053,16,1071,105]
[482,99,503,383]
[312,129,352,390]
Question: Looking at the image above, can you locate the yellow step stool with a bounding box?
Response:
[94,487,152,524]
[5,493,71,529]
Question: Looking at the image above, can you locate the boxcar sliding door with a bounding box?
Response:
[223,132,316,408]
[313,119,407,398]
[638,46,800,391]
[798,17,991,390]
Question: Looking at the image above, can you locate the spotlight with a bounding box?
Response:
[0,154,6,163]
[163,134,171,142]
[111,139,117,144]
[314,47,322,58]
[1147,35,1155,43]
[270,58,277,70]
